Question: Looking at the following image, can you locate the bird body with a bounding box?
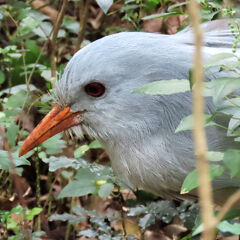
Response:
[20,19,240,204]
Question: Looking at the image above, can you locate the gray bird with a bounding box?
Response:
[20,19,240,205]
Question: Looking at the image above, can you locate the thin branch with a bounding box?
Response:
[75,0,91,52]
[50,0,68,82]
[188,1,216,240]
[216,189,240,223]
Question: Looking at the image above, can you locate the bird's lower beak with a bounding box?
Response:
[19,104,85,157]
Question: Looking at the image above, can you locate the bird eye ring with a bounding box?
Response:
[84,82,105,97]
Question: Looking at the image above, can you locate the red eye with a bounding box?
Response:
[84,82,105,97]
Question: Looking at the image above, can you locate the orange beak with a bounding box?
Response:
[19,104,85,157]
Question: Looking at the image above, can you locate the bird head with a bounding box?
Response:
[19,32,192,157]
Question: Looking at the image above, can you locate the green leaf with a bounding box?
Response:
[139,214,155,229]
[77,229,98,238]
[217,221,240,235]
[142,12,185,20]
[181,165,224,194]
[0,150,30,171]
[33,22,65,39]
[0,70,5,85]
[98,183,114,198]
[62,17,80,34]
[26,208,42,220]
[96,0,113,13]
[58,168,97,198]
[89,140,102,149]
[223,149,240,178]
[61,170,74,179]
[227,111,240,137]
[6,90,28,109]
[74,145,90,158]
[167,2,188,12]
[6,123,19,147]
[175,114,216,133]
[42,133,66,154]
[204,53,236,70]
[19,16,41,36]
[209,77,240,105]
[50,213,85,224]
[42,156,88,171]
[134,79,190,95]
[207,151,224,162]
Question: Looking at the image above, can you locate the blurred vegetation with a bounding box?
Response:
[0,0,240,239]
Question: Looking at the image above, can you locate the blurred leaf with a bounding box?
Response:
[6,123,19,147]
[181,165,224,194]
[2,84,37,94]
[207,151,224,162]
[209,77,240,105]
[77,229,98,238]
[18,16,41,36]
[32,231,46,240]
[50,213,85,224]
[33,22,66,39]
[175,114,216,133]
[74,145,90,158]
[98,183,114,197]
[41,69,51,81]
[61,170,74,179]
[200,9,220,21]
[96,0,113,13]
[167,2,188,12]
[223,149,240,178]
[6,90,28,109]
[42,156,88,171]
[204,53,236,70]
[62,17,80,34]
[0,150,30,171]
[26,208,42,220]
[89,140,102,149]
[142,12,185,20]
[227,111,240,137]
[134,79,190,95]
[128,205,147,216]
[139,214,155,229]
[42,133,66,154]
[217,221,240,235]
[58,168,97,198]
[29,10,49,21]
[0,70,5,85]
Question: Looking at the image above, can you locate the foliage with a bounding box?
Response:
[1,0,240,239]
[0,205,43,240]
[136,17,240,237]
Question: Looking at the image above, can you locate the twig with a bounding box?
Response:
[35,156,41,231]
[188,1,216,240]
[216,189,240,223]
[75,0,91,52]
[50,0,68,83]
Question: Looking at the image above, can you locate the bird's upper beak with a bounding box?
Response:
[19,104,85,157]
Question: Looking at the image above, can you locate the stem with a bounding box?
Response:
[50,0,68,83]
[35,156,41,231]
[65,197,75,240]
[75,0,91,52]
[188,1,216,239]
[47,172,53,215]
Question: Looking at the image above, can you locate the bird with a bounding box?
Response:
[19,19,240,205]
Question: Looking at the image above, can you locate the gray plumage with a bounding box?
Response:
[56,19,240,205]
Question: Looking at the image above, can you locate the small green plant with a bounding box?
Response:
[0,205,43,240]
